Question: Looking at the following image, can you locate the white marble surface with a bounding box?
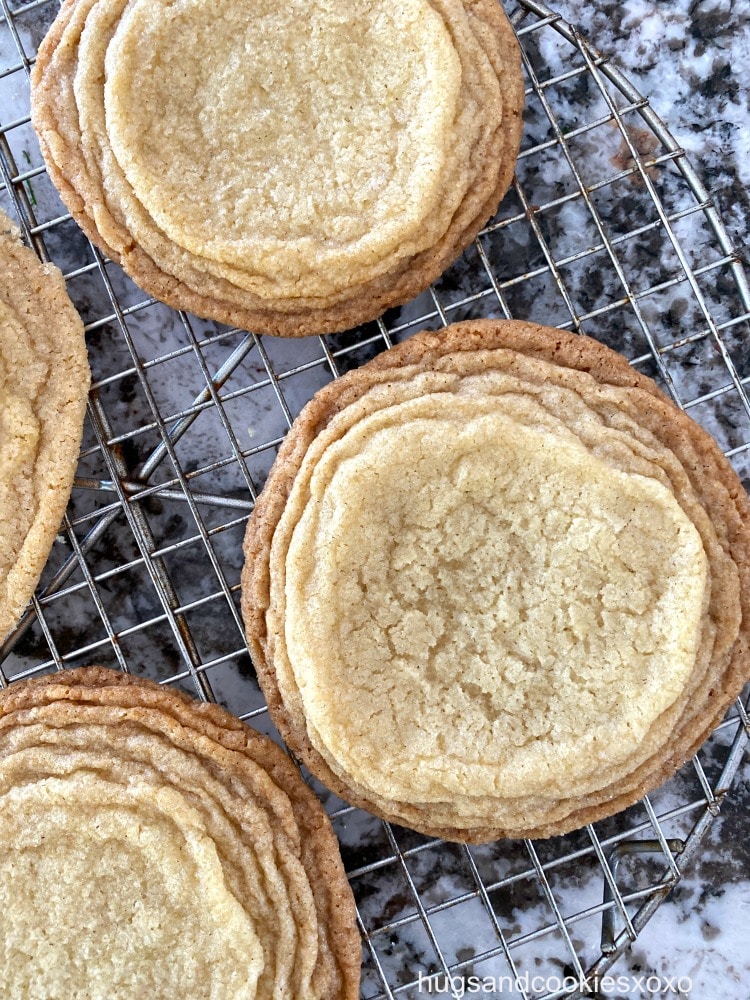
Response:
[0,1,749,998]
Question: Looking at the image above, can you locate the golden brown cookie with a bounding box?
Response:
[0,209,89,642]
[30,0,524,337]
[242,319,750,842]
[0,665,360,999]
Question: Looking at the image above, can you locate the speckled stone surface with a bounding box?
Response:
[557,0,750,255]
[0,1,748,998]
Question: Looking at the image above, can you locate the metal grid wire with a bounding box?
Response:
[1,0,749,996]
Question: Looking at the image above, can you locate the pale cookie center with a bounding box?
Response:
[0,776,263,998]
[104,0,460,284]
[283,397,708,802]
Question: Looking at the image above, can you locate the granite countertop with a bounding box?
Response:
[0,1,749,998]
[561,0,750,254]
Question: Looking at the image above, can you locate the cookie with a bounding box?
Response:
[0,209,89,642]
[30,0,524,336]
[242,319,750,841]
[0,666,360,999]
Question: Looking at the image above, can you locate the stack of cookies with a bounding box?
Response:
[0,667,361,998]
[0,210,90,642]
[30,0,524,336]
[243,320,750,842]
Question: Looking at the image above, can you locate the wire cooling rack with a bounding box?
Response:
[1,1,750,997]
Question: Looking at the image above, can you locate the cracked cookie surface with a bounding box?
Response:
[242,319,750,841]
